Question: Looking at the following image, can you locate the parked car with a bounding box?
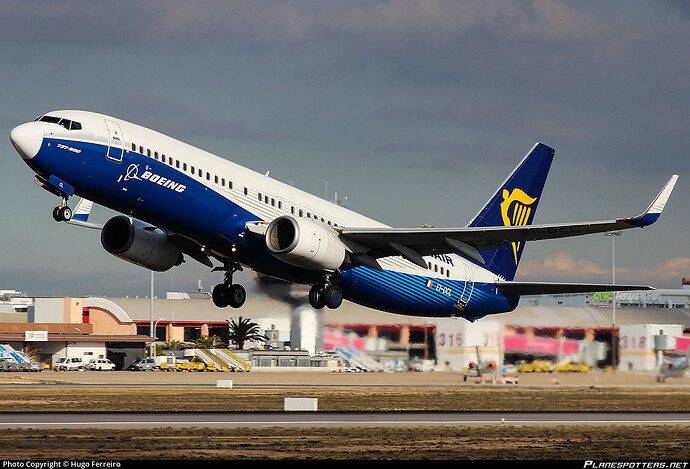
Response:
[128,358,158,371]
[54,357,85,371]
[88,358,116,371]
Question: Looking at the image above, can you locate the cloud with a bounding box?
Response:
[519,251,609,280]
[518,251,690,288]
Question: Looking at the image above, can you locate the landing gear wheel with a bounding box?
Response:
[52,205,72,222]
[226,284,246,308]
[323,284,343,309]
[212,283,246,308]
[309,285,325,309]
[212,284,228,308]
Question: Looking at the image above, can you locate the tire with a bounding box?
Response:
[212,284,228,308]
[309,285,325,309]
[226,284,246,308]
[323,285,343,309]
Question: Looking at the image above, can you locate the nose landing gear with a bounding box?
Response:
[52,199,72,222]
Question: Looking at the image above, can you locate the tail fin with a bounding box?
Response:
[468,142,555,280]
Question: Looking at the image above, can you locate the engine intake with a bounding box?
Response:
[265,215,346,271]
[101,215,183,272]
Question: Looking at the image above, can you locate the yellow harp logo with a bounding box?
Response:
[500,188,537,264]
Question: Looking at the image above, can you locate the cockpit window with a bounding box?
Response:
[38,115,61,124]
[36,115,82,130]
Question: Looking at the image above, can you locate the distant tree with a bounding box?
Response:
[228,317,265,350]
[193,335,223,349]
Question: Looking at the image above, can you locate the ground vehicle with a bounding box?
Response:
[88,358,116,371]
[128,358,158,371]
[0,358,17,371]
[54,357,85,371]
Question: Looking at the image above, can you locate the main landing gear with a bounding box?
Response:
[309,283,343,310]
[212,263,246,309]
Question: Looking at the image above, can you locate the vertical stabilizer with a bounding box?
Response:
[468,143,555,280]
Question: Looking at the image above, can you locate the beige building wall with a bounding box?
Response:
[62,298,84,324]
[87,307,137,336]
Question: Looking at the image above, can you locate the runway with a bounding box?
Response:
[0,411,688,429]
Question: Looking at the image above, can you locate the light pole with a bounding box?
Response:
[151,316,164,357]
[605,231,621,370]
[149,271,155,357]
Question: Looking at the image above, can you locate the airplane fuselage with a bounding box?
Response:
[12,111,509,318]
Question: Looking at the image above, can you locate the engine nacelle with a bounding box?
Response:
[101,215,183,272]
[265,215,347,272]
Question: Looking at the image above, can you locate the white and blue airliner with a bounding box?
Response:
[9,111,678,320]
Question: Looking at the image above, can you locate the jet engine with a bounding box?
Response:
[265,215,347,271]
[101,215,183,272]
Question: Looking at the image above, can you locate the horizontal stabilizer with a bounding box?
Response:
[495,281,653,297]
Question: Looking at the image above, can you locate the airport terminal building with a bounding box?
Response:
[0,282,688,373]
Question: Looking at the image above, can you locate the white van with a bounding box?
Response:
[87,358,116,371]
[54,357,85,371]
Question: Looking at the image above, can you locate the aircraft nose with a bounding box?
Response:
[10,122,43,159]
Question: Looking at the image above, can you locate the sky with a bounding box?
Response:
[1,1,689,299]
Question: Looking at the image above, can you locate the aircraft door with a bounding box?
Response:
[458,265,474,307]
[105,120,124,163]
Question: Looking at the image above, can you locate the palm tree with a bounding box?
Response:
[228,317,266,350]
[193,335,223,349]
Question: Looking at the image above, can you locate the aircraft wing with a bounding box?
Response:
[66,198,103,230]
[495,281,652,296]
[340,175,678,268]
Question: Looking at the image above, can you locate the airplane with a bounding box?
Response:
[9,110,678,321]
